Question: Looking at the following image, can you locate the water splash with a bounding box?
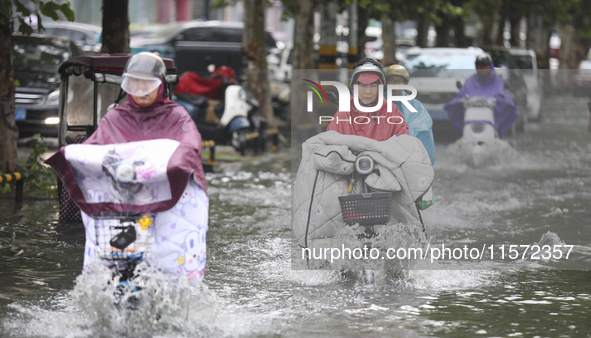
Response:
[67,262,221,337]
[444,137,519,168]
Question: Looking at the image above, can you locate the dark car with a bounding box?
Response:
[36,21,102,54]
[130,20,279,77]
[480,46,529,131]
[13,33,83,138]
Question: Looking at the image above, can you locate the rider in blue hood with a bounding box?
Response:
[444,52,518,138]
[386,64,436,164]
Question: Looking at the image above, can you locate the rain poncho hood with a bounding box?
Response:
[45,100,207,216]
[327,97,410,140]
[444,68,518,138]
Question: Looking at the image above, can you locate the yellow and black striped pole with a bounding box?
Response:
[0,172,24,205]
[347,46,359,69]
[201,140,216,169]
[318,45,338,70]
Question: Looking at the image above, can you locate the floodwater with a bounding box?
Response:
[1,95,590,337]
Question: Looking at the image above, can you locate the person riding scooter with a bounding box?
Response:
[385,64,435,164]
[444,52,518,139]
[327,58,409,140]
[46,52,209,284]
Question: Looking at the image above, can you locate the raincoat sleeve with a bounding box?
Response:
[393,112,410,136]
[326,110,344,132]
[443,83,469,132]
[400,99,435,164]
[491,88,518,139]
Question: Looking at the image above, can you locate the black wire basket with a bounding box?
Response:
[338,192,393,226]
[94,215,153,261]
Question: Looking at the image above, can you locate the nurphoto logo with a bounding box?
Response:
[303,79,418,125]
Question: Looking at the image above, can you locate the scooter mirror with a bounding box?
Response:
[355,155,375,175]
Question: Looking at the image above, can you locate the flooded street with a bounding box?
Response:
[1,95,590,337]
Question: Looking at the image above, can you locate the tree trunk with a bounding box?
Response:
[291,0,318,129]
[243,0,274,128]
[292,0,317,70]
[509,15,521,47]
[356,5,369,60]
[479,14,494,46]
[453,14,467,47]
[494,1,507,46]
[347,0,359,65]
[556,23,579,94]
[559,23,580,70]
[416,13,429,47]
[381,12,397,65]
[526,13,551,69]
[0,23,18,174]
[101,0,130,54]
[435,14,451,47]
[318,0,338,69]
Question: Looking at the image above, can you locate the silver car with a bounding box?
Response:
[402,47,484,131]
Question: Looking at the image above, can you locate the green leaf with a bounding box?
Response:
[39,1,61,21]
[59,3,75,21]
[15,0,31,17]
[18,17,33,35]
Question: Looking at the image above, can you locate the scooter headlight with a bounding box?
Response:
[355,155,374,175]
[116,161,136,182]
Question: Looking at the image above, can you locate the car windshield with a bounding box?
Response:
[512,55,533,70]
[145,25,185,39]
[486,51,509,69]
[13,36,72,73]
[403,52,477,77]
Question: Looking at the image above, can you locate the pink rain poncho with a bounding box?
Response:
[327,97,410,141]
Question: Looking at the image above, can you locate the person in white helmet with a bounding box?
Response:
[47,52,209,284]
[326,58,409,140]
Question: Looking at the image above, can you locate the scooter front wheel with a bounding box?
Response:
[231,129,247,155]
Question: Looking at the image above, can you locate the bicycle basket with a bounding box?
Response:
[94,215,154,261]
[338,192,393,226]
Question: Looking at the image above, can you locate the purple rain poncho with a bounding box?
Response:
[444,69,518,138]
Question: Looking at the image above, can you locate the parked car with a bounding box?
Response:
[13,33,83,138]
[130,25,164,38]
[480,46,529,131]
[573,59,591,97]
[130,20,279,77]
[395,38,415,63]
[37,21,102,54]
[508,48,543,121]
[401,47,484,133]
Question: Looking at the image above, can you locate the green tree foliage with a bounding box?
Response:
[0,0,73,174]
[0,134,57,197]
[0,0,75,34]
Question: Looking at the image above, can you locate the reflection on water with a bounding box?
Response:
[1,95,591,337]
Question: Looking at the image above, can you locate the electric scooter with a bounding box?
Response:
[174,66,274,155]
